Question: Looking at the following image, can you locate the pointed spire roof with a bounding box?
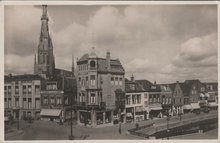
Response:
[89,47,97,58]
[41,5,48,20]
[39,5,50,42]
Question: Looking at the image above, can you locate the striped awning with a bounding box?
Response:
[126,112,133,117]
[40,109,61,117]
[205,93,210,97]
[200,93,205,98]
[208,102,218,107]
[150,104,162,110]
[183,104,192,110]
[135,107,145,112]
[191,103,200,109]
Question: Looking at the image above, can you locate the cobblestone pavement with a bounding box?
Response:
[5,110,218,140]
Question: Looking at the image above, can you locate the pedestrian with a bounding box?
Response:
[135,123,139,129]
[119,122,121,134]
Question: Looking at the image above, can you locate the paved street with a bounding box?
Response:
[170,128,218,140]
[5,110,218,140]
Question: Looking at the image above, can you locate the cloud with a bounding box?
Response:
[5,54,34,74]
[4,5,217,83]
[159,33,218,83]
[173,33,217,67]
[125,58,156,74]
[5,6,41,56]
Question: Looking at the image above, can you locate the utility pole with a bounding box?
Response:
[69,95,74,140]
[167,111,170,140]
[17,109,19,130]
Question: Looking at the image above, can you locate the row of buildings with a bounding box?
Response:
[4,5,218,127]
[124,77,218,123]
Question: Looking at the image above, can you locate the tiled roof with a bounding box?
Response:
[77,53,124,74]
[4,74,44,82]
[159,84,172,92]
[55,68,73,77]
[125,81,145,92]
[97,59,124,73]
[42,76,77,93]
[78,54,89,62]
[178,80,201,96]
[135,80,153,91]
[168,83,176,92]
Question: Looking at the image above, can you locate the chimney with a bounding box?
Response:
[106,51,111,71]
[131,74,134,82]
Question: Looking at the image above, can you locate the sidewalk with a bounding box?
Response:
[5,126,24,140]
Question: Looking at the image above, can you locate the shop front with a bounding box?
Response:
[149,104,163,119]
[126,107,134,123]
[134,106,145,122]
[78,109,114,127]
[162,104,173,117]
[183,104,192,113]
[208,102,218,110]
[40,108,62,122]
[191,103,200,113]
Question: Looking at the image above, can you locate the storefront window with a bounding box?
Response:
[28,85,32,95]
[15,86,19,95]
[137,94,141,104]
[90,75,96,86]
[90,93,96,104]
[111,77,114,85]
[23,85,26,95]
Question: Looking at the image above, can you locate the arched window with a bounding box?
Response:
[90,61,96,68]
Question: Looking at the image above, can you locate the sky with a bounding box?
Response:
[4,5,217,84]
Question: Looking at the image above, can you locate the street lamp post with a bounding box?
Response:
[167,111,170,140]
[13,107,20,130]
[69,96,74,140]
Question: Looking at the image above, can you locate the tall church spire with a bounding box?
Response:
[34,5,55,79]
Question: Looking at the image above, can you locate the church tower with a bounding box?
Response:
[34,5,55,79]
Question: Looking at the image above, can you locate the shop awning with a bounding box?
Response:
[205,93,210,98]
[150,104,162,110]
[126,112,133,117]
[183,105,192,110]
[208,102,218,107]
[150,106,162,111]
[135,107,145,112]
[40,109,61,117]
[200,93,205,98]
[191,103,200,109]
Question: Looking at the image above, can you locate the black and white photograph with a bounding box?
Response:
[2,1,219,141]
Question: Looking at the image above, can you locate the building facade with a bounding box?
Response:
[169,82,184,116]
[4,74,44,120]
[181,80,207,113]
[33,5,77,123]
[40,72,77,123]
[76,50,125,127]
[125,76,149,123]
[160,84,173,116]
[204,82,218,110]
[136,80,162,119]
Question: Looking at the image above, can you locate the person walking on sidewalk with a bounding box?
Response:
[119,122,122,134]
